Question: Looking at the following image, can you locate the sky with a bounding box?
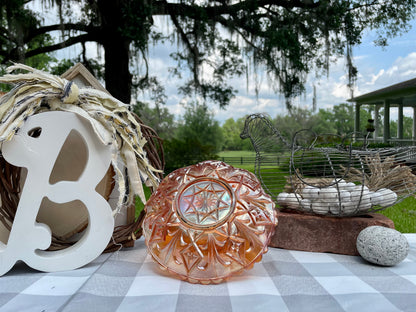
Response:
[136,18,416,124]
[39,4,416,124]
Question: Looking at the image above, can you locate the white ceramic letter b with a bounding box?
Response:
[0,111,114,275]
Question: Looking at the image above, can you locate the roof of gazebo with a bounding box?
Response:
[348,77,416,105]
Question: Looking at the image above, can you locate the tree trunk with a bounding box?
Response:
[97,0,132,104]
[6,3,25,64]
[103,38,132,104]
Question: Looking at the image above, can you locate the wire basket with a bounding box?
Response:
[241,113,416,217]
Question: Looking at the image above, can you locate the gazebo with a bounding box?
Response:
[348,77,416,145]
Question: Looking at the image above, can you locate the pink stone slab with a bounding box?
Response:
[270,210,394,255]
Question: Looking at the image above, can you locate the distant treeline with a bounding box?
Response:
[135,102,410,172]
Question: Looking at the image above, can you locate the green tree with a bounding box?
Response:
[389,116,413,139]
[1,1,414,107]
[404,116,413,139]
[221,117,253,151]
[313,108,337,134]
[163,137,218,173]
[390,120,398,138]
[274,107,330,140]
[1,0,39,64]
[134,101,176,141]
[358,106,374,134]
[271,104,375,146]
[0,0,58,91]
[176,102,224,152]
[316,103,373,136]
[163,102,223,172]
[331,103,356,135]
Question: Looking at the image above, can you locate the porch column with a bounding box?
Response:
[374,105,380,140]
[397,98,404,140]
[383,99,390,144]
[413,106,416,142]
[354,102,360,141]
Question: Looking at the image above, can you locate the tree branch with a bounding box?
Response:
[152,0,320,17]
[214,15,260,50]
[24,33,94,59]
[25,23,94,42]
[167,5,200,85]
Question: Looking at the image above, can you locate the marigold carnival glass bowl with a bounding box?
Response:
[143,160,277,284]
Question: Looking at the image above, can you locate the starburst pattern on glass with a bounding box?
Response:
[176,178,235,228]
[143,160,277,284]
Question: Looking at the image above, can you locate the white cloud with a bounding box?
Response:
[331,82,351,99]
[291,50,416,122]
[367,69,385,86]
[366,52,416,87]
[212,95,289,123]
[142,46,416,124]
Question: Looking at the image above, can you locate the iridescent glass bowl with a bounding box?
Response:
[143,160,277,284]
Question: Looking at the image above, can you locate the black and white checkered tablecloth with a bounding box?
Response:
[0,235,415,312]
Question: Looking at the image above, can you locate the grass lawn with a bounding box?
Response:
[135,186,152,218]
[218,150,256,157]
[379,197,416,233]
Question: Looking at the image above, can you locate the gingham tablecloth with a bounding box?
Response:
[0,235,415,312]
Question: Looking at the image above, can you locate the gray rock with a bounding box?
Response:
[356,226,409,266]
